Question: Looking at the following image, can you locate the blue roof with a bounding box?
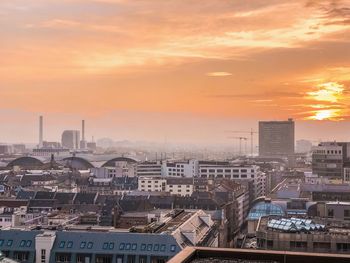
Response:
[248,202,285,220]
[0,230,43,251]
[52,231,181,256]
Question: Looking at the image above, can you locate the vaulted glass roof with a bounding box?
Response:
[248,202,285,220]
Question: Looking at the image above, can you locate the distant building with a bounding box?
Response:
[259,119,295,158]
[137,161,163,177]
[32,148,69,157]
[0,145,12,155]
[61,130,80,150]
[12,144,26,154]
[86,142,97,151]
[91,161,137,178]
[296,139,313,153]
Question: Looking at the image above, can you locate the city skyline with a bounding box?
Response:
[1,0,350,143]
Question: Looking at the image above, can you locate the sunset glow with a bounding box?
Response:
[1,0,350,142]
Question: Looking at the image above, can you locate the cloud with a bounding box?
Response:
[206,72,232,77]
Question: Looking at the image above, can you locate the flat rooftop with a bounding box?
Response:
[168,247,350,263]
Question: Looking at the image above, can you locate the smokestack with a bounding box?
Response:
[39,116,43,148]
[82,120,85,141]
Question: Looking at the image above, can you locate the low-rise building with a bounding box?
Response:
[256,216,350,254]
[0,209,218,263]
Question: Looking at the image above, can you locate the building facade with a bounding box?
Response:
[259,119,295,158]
[61,130,80,150]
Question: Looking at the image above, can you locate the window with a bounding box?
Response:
[19,240,26,247]
[141,244,146,251]
[41,249,46,263]
[131,243,137,250]
[26,240,32,247]
[103,242,109,250]
[125,243,131,250]
[59,241,66,248]
[147,244,152,251]
[67,241,73,248]
[7,240,13,247]
[0,240,4,247]
[154,244,160,251]
[119,243,125,250]
[109,242,115,250]
[328,209,334,218]
[344,210,350,219]
[160,244,166,252]
[170,245,176,252]
[87,242,93,249]
[80,242,86,249]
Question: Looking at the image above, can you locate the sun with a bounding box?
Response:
[306,82,347,121]
[312,110,332,120]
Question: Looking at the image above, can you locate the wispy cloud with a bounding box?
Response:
[206,72,232,77]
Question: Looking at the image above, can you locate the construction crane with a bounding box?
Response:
[228,136,248,155]
[227,128,258,156]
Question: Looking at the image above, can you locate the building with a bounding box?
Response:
[91,162,137,178]
[138,177,195,196]
[296,139,313,153]
[312,142,350,179]
[0,210,217,263]
[136,161,163,177]
[198,162,266,198]
[256,216,350,254]
[162,160,198,177]
[259,118,295,158]
[32,148,70,157]
[0,145,12,155]
[61,130,80,150]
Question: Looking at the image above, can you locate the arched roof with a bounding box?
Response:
[102,157,138,167]
[247,201,285,220]
[7,157,44,169]
[61,156,94,169]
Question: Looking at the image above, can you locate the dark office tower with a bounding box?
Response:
[39,116,43,148]
[259,118,295,158]
[62,130,80,150]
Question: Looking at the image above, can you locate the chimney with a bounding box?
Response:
[39,116,43,148]
[82,120,85,141]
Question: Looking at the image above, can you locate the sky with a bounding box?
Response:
[0,0,350,145]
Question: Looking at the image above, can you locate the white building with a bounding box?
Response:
[198,163,266,198]
[138,177,167,192]
[91,161,136,178]
[162,160,198,177]
[138,177,194,196]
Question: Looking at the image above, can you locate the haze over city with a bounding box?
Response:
[1,0,350,144]
[3,1,350,263]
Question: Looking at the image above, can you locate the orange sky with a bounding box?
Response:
[0,0,350,144]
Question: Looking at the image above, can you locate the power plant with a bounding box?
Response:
[37,116,93,152]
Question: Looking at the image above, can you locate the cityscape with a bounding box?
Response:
[1,0,350,263]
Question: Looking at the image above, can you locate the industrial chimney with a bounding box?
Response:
[82,120,85,142]
[80,120,86,149]
[39,115,43,148]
